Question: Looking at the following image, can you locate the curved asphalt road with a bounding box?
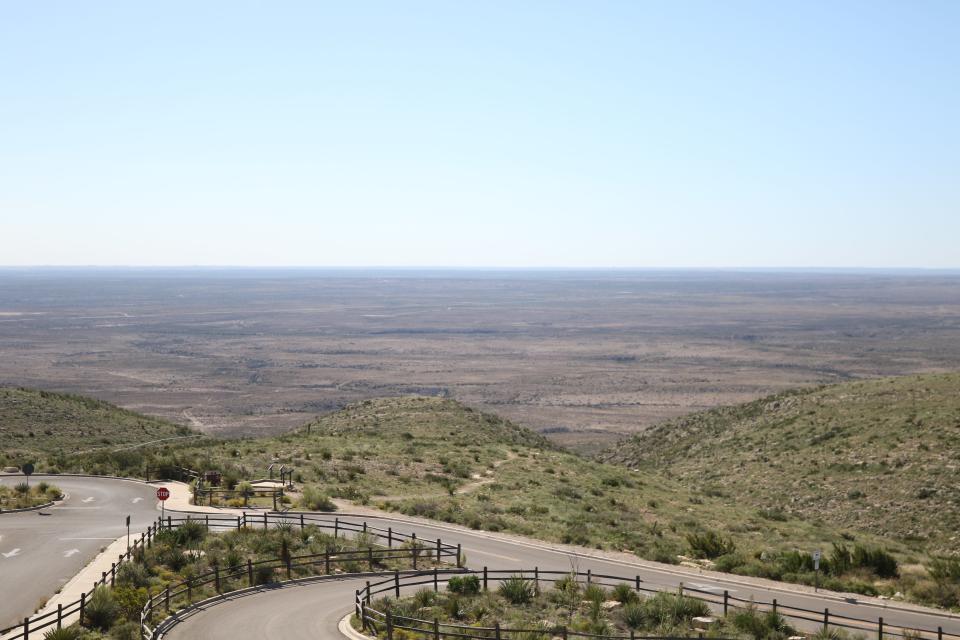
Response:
[0,475,166,629]
[165,512,960,640]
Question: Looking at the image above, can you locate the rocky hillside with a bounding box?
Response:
[0,387,194,468]
[601,373,960,554]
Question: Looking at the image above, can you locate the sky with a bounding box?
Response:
[1,1,958,268]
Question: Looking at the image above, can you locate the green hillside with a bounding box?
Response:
[0,387,195,468]
[601,372,960,555]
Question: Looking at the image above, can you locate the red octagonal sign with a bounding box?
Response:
[156,487,170,501]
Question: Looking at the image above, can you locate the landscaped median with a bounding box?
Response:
[353,569,960,640]
[0,480,61,512]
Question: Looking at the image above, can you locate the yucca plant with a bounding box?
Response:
[498,576,535,605]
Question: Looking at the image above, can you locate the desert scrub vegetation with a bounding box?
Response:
[0,480,61,510]
[365,575,827,640]
[0,386,195,469]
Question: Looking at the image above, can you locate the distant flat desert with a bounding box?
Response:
[2,269,959,452]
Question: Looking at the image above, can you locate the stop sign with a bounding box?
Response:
[156,487,170,501]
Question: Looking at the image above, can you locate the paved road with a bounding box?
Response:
[0,475,164,629]
[166,512,960,640]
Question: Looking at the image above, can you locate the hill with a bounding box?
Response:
[600,373,960,555]
[0,387,195,469]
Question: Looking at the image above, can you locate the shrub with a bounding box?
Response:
[852,546,898,578]
[929,556,960,583]
[108,620,142,640]
[299,486,337,511]
[498,576,535,605]
[254,564,275,585]
[584,583,606,604]
[14,482,29,494]
[83,586,120,631]
[612,582,639,604]
[115,562,150,588]
[413,588,436,608]
[731,605,796,640]
[43,627,81,640]
[687,530,736,559]
[622,603,646,629]
[444,594,464,619]
[112,586,148,621]
[447,575,481,595]
[641,591,709,627]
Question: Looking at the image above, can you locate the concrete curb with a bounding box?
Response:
[0,500,55,514]
[340,612,374,640]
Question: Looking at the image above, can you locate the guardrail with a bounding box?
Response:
[0,512,461,640]
[356,569,960,640]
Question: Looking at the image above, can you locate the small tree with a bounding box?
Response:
[236,481,254,507]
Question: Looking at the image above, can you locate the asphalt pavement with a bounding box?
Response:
[0,475,163,629]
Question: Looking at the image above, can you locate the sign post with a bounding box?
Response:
[156,487,170,521]
[22,463,34,488]
[813,549,821,592]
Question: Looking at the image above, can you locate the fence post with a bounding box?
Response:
[325,549,331,573]
[165,586,170,612]
[457,544,462,568]
[635,575,641,591]
[364,521,368,533]
[205,514,209,531]
[263,512,268,529]
[412,535,418,571]
[237,515,241,531]
[772,598,777,614]
[586,568,591,584]
[80,592,86,625]
[215,565,221,592]
[434,618,440,640]
[938,628,943,640]
[386,610,393,640]
[300,513,305,531]
[111,562,116,586]
[248,559,254,586]
[335,517,340,538]
[22,617,28,640]
[823,608,829,631]
[434,567,439,592]
[286,554,292,579]
[495,622,501,640]
[167,515,171,530]
[388,527,393,548]
[534,567,539,594]
[356,590,361,617]
[395,570,401,598]
[561,625,567,640]
[483,566,488,591]
[723,590,729,615]
[366,581,371,604]
[56,603,62,628]
[187,579,192,603]
[436,538,441,562]
[361,601,367,631]
[369,547,374,571]
[878,617,883,640]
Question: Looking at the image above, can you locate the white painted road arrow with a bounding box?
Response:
[132,497,143,503]
[82,497,95,503]
[2,548,21,558]
[63,549,80,558]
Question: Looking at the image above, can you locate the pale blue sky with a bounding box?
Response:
[1,2,957,268]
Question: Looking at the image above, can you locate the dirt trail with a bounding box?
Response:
[371,450,518,502]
